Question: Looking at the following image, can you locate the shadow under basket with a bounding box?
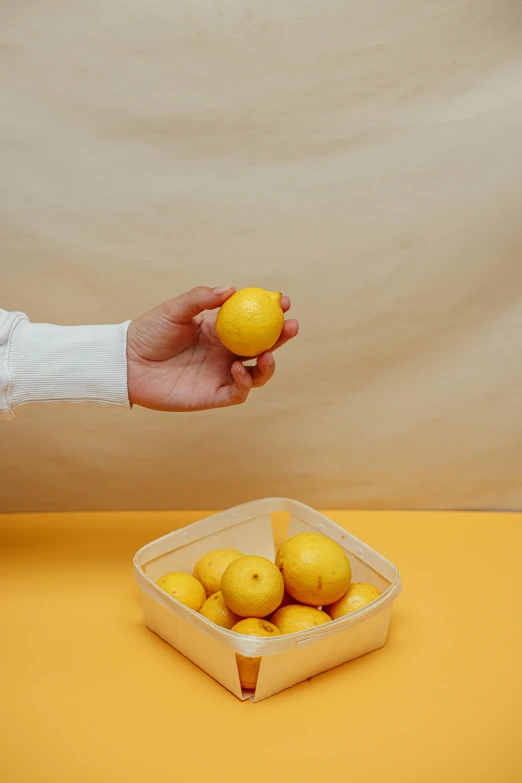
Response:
[133,498,402,703]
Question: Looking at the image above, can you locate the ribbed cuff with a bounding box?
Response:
[7,319,131,415]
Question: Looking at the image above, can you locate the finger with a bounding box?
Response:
[248,351,276,388]
[281,296,291,313]
[271,318,299,352]
[158,285,236,325]
[215,360,253,407]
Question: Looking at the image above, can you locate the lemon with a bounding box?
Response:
[221,555,284,618]
[271,604,331,634]
[156,572,206,611]
[232,618,281,690]
[276,532,352,606]
[193,548,244,598]
[326,583,382,619]
[215,287,284,357]
[199,591,242,629]
[269,591,294,618]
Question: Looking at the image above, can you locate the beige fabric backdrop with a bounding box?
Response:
[1,0,522,512]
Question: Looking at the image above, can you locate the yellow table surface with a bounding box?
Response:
[1,509,521,782]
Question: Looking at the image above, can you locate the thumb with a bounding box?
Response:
[158,285,235,324]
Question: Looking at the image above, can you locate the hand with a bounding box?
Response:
[126,286,299,411]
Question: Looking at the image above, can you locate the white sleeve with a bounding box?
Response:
[0,309,131,420]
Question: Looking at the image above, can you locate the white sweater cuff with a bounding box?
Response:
[1,315,131,418]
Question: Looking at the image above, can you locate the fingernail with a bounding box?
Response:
[238,363,246,375]
[213,285,234,295]
[268,352,274,366]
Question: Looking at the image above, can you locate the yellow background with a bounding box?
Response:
[1,509,521,782]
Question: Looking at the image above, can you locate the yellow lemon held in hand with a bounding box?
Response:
[221,555,284,618]
[199,591,242,630]
[327,583,382,619]
[156,573,206,611]
[215,287,284,357]
[232,618,281,690]
[193,548,244,598]
[271,604,331,634]
[276,532,352,606]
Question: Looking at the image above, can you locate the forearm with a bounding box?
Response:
[0,309,130,419]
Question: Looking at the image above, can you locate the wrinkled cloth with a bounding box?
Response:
[1,1,521,511]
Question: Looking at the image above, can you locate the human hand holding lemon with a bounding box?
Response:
[127,285,298,412]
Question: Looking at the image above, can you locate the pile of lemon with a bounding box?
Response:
[156,532,381,690]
